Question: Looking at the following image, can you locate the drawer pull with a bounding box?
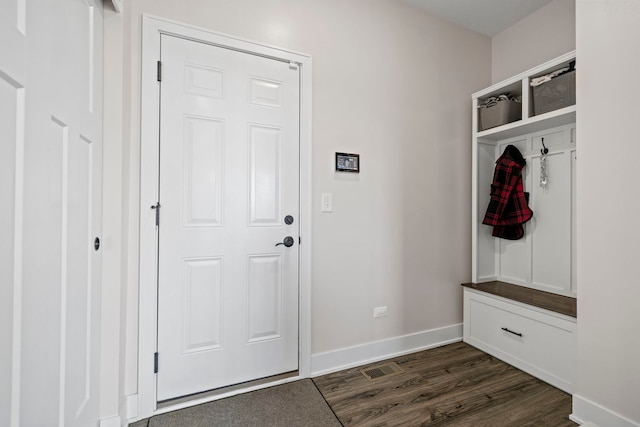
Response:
[501,327,523,337]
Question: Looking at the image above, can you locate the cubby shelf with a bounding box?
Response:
[477,105,576,142]
[473,50,576,141]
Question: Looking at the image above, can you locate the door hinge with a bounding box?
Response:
[154,352,159,373]
[151,203,161,226]
[299,236,302,245]
[157,61,162,82]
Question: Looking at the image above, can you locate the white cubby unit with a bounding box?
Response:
[465,52,577,393]
[472,51,577,297]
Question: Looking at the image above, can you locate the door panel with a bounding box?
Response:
[157,34,300,401]
[247,254,283,342]
[183,116,224,226]
[63,133,96,422]
[249,124,283,225]
[182,257,223,353]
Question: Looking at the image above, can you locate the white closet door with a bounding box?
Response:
[0,1,104,426]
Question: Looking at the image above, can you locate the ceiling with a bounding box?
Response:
[401,0,555,37]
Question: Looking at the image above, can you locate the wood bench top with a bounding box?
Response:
[462,281,576,318]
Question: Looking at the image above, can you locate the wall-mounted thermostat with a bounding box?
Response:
[335,152,360,173]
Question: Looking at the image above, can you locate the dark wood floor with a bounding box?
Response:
[313,341,576,427]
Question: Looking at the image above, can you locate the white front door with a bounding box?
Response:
[0,0,103,426]
[156,34,300,401]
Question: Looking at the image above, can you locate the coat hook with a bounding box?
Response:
[541,138,549,155]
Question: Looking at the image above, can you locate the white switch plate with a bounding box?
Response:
[373,306,388,318]
[321,193,333,212]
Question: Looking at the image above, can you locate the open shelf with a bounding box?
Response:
[477,105,576,142]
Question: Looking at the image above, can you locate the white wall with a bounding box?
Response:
[574,1,640,425]
[492,0,575,83]
[114,0,491,400]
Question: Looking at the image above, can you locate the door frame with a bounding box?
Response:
[137,14,312,419]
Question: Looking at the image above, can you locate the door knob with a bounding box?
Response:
[275,236,295,247]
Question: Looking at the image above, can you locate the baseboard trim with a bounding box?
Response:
[310,323,463,377]
[99,415,121,427]
[572,394,640,427]
[98,395,137,427]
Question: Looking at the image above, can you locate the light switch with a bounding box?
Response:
[321,193,333,212]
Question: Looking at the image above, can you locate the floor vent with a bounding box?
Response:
[361,362,404,381]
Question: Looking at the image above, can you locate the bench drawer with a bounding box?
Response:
[463,288,575,392]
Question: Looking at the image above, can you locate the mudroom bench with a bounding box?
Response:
[462,281,576,393]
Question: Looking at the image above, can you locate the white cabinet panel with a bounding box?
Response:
[476,142,498,281]
[499,237,529,284]
[530,151,572,291]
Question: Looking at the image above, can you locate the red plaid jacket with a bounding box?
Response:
[482,145,533,240]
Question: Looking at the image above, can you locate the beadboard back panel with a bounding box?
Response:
[476,124,576,297]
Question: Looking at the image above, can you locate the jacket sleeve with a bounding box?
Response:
[482,160,520,226]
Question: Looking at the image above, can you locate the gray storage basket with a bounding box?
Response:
[478,100,521,131]
[532,70,576,115]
